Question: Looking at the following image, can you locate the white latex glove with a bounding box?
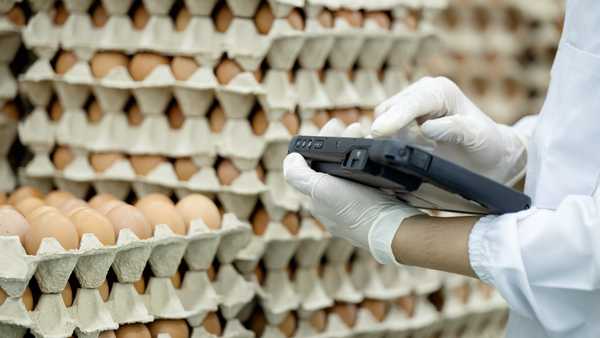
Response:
[284,119,423,265]
[372,76,526,185]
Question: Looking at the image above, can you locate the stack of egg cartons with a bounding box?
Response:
[430,0,563,125]
[0,0,525,337]
[0,2,25,193]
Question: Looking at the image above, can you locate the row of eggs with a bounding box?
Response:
[0,186,307,255]
[6,1,404,33]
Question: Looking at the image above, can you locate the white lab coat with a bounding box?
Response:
[468,1,600,337]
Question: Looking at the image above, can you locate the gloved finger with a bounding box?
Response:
[283,153,319,196]
[372,77,459,138]
[341,122,364,137]
[318,118,345,137]
[420,115,478,148]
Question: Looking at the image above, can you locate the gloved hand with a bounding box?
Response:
[372,76,526,185]
[284,119,423,265]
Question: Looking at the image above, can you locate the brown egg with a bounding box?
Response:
[216,159,240,186]
[135,194,187,235]
[278,313,297,337]
[87,100,104,123]
[55,51,77,75]
[330,108,360,125]
[15,197,45,217]
[130,155,166,176]
[207,265,216,281]
[209,105,226,133]
[1,101,19,120]
[249,310,267,337]
[0,192,6,205]
[66,204,117,245]
[174,158,199,181]
[250,108,268,136]
[282,212,300,235]
[202,312,222,336]
[62,282,73,307]
[49,100,63,121]
[362,299,388,322]
[149,319,190,338]
[90,152,125,173]
[175,194,221,230]
[0,206,30,243]
[288,9,305,30]
[282,112,299,135]
[127,103,144,126]
[0,288,5,305]
[254,68,263,83]
[99,279,110,302]
[22,287,34,311]
[168,104,185,129]
[312,111,330,129]
[174,6,190,31]
[91,4,109,27]
[365,11,391,29]
[131,5,150,30]
[116,324,151,338]
[317,9,334,28]
[215,59,243,85]
[45,190,75,209]
[251,208,269,235]
[129,53,170,81]
[310,310,327,332]
[88,193,117,210]
[99,331,116,338]
[60,198,88,214]
[6,5,26,26]
[53,2,69,26]
[171,271,182,289]
[395,295,416,317]
[97,201,152,240]
[335,10,363,28]
[53,146,75,170]
[24,206,80,254]
[254,3,275,35]
[361,109,374,120]
[331,303,357,328]
[213,2,234,33]
[134,278,146,294]
[9,187,43,207]
[171,56,199,81]
[256,164,265,183]
[254,265,265,285]
[91,52,129,79]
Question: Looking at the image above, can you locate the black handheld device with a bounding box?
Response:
[289,136,531,215]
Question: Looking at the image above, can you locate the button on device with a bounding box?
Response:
[410,149,431,170]
[301,140,307,148]
[295,139,303,148]
[313,140,324,149]
[307,140,313,148]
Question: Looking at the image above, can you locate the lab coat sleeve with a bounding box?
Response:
[469,192,600,336]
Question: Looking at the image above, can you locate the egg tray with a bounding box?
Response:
[0,213,249,299]
[0,268,237,338]
[19,0,437,72]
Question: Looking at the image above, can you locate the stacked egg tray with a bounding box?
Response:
[427,0,563,125]
[0,3,25,192]
[0,190,508,338]
[1,0,509,337]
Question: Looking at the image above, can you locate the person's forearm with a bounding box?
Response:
[392,215,479,278]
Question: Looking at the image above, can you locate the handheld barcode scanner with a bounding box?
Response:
[289,136,531,214]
